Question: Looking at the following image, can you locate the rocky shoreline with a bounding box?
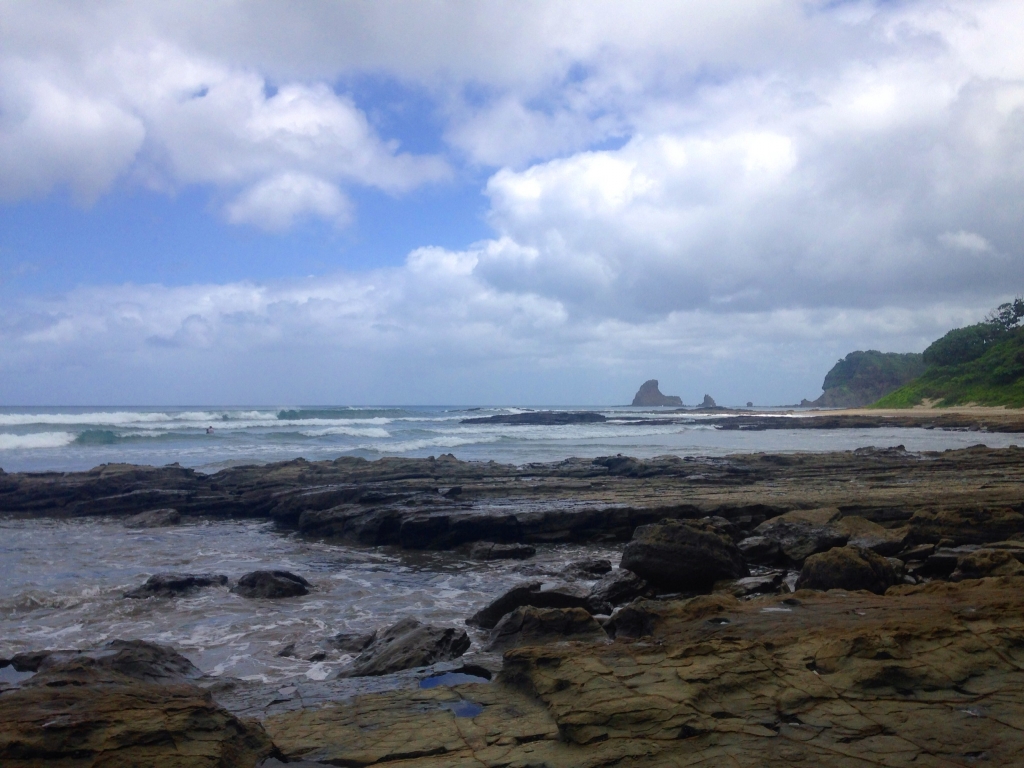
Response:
[6,442,1024,765]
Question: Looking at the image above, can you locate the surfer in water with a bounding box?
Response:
[206,426,214,434]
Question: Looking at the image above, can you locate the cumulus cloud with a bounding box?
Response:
[2,0,1024,402]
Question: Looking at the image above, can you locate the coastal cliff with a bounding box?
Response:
[803,350,925,408]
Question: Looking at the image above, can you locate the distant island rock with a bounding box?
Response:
[462,411,607,425]
[701,394,717,408]
[631,380,683,406]
[803,350,927,408]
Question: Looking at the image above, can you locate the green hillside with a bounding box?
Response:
[873,300,1024,408]
[804,350,926,407]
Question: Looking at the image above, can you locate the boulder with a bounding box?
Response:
[231,570,311,598]
[345,618,470,677]
[124,507,181,528]
[737,535,781,562]
[795,546,900,594]
[631,380,683,407]
[469,541,536,561]
[585,569,652,614]
[620,519,748,592]
[330,631,378,654]
[124,572,228,599]
[836,516,908,556]
[749,508,849,565]
[565,557,613,579]
[467,582,592,629]
[486,606,605,652]
[0,640,271,767]
[951,549,1024,581]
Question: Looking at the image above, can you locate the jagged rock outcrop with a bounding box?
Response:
[743,507,849,566]
[620,519,748,591]
[700,394,717,407]
[0,640,272,767]
[804,350,927,408]
[631,379,683,406]
[585,568,651,614]
[486,606,605,651]
[467,582,592,629]
[344,617,470,677]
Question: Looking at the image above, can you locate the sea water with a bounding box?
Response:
[0,405,1019,473]
[1,405,1020,684]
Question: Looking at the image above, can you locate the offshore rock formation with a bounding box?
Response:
[631,379,683,406]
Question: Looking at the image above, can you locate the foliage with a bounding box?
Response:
[808,351,926,407]
[873,326,1024,408]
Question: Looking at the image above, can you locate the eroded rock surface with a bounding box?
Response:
[796,545,901,594]
[345,617,471,677]
[0,640,272,768]
[264,577,1024,767]
[621,518,747,591]
[486,606,605,651]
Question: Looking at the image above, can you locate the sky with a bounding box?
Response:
[1,0,1023,406]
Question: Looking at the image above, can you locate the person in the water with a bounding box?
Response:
[206,426,214,434]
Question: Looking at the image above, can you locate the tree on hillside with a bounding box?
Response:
[924,297,1024,369]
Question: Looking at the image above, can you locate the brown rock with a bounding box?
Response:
[749,507,849,565]
[951,549,1024,581]
[796,545,900,594]
[621,518,747,591]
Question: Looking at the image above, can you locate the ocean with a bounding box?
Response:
[1,404,1020,474]
[2,404,1021,686]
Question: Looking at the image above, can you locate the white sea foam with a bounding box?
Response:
[300,426,391,438]
[0,431,76,449]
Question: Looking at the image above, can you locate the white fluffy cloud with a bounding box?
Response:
[2,1,1024,402]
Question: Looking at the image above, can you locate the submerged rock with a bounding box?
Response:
[469,541,536,561]
[565,557,613,579]
[620,519,748,592]
[345,617,470,677]
[795,545,900,594]
[124,572,228,599]
[124,507,181,528]
[231,570,311,598]
[486,606,605,652]
[467,582,592,629]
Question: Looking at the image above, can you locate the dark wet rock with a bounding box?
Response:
[603,602,658,639]
[124,507,181,528]
[232,570,311,598]
[276,643,297,658]
[330,631,377,654]
[715,572,785,598]
[796,545,900,594]
[631,379,683,407]
[469,541,536,560]
[467,582,593,629]
[565,557,613,579]
[345,618,471,677]
[585,568,652,614]
[951,549,1024,581]
[486,606,605,652]
[836,516,908,556]
[620,519,748,592]
[0,640,271,767]
[124,572,228,598]
[461,411,606,425]
[750,507,849,565]
[737,535,781,562]
[896,542,936,562]
[914,545,979,578]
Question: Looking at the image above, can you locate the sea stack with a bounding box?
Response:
[631,380,683,406]
[701,394,717,407]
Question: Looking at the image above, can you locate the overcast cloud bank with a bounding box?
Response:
[1,0,1022,403]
